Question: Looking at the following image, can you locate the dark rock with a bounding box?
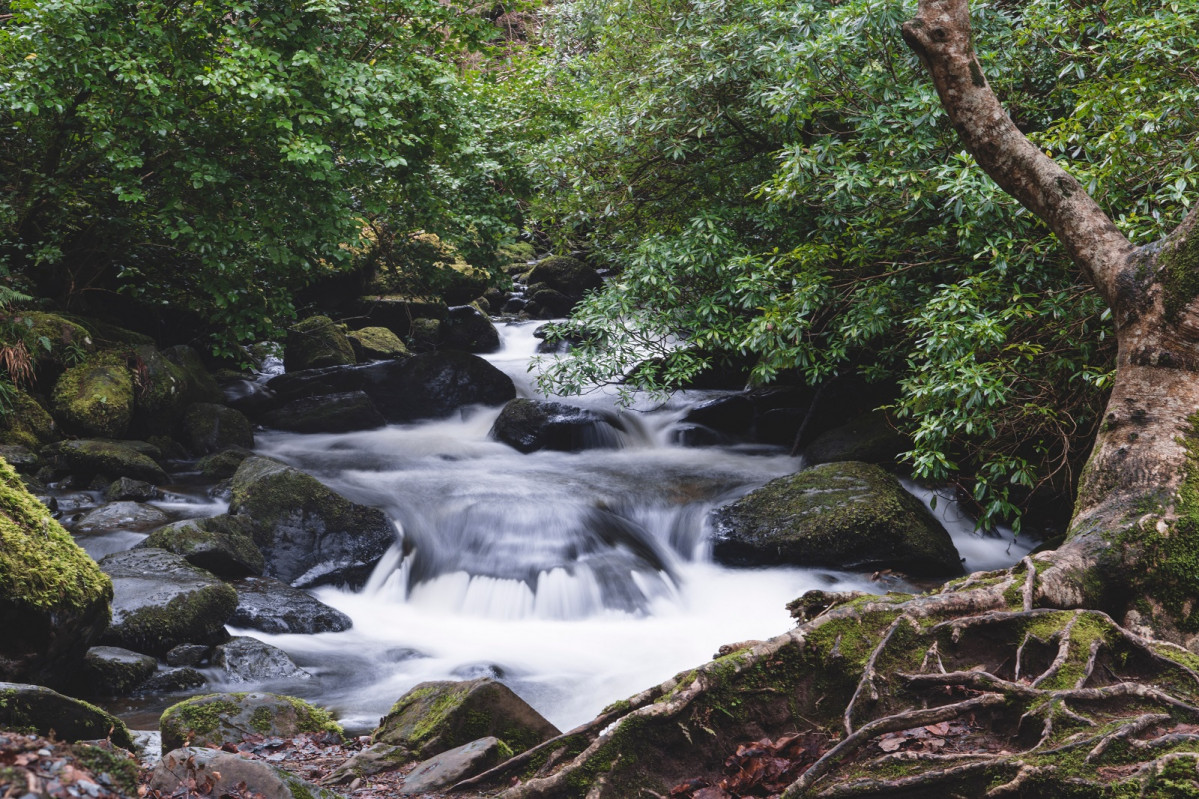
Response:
[261,391,386,433]
[501,296,527,314]
[401,737,511,794]
[182,402,254,455]
[222,378,279,416]
[229,456,396,587]
[803,410,909,466]
[142,514,264,578]
[0,445,39,473]
[372,678,560,763]
[490,398,621,453]
[347,296,447,339]
[151,747,340,799]
[129,345,213,437]
[0,682,134,749]
[99,548,238,655]
[710,461,963,577]
[160,692,342,752]
[105,477,161,502]
[137,666,206,694]
[284,315,356,372]
[683,394,755,436]
[441,305,501,353]
[755,407,805,447]
[522,255,602,302]
[50,353,134,439]
[80,646,157,696]
[161,345,223,404]
[347,326,410,361]
[230,576,353,634]
[407,317,444,352]
[525,287,573,318]
[196,446,254,479]
[672,424,724,448]
[165,643,211,667]
[211,637,311,683]
[41,439,168,484]
[75,501,170,533]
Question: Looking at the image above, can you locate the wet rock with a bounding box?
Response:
[526,287,573,318]
[0,444,39,473]
[802,409,909,466]
[80,646,157,696]
[151,747,341,799]
[683,394,755,437]
[372,678,560,763]
[347,296,447,339]
[0,459,112,686]
[710,461,963,577]
[160,692,340,751]
[347,326,410,361]
[440,305,500,353]
[285,315,357,372]
[229,576,352,634]
[401,737,512,794]
[407,317,444,352]
[196,446,254,479]
[41,439,168,484]
[104,476,160,502]
[0,682,134,749]
[51,352,134,439]
[367,351,516,422]
[99,547,237,655]
[228,456,395,587]
[142,515,264,578]
[522,255,602,304]
[137,666,206,694]
[182,402,254,455]
[490,398,621,453]
[211,636,311,683]
[222,377,279,416]
[261,390,386,433]
[75,501,170,533]
[166,643,211,667]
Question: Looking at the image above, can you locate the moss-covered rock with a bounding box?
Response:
[142,514,264,578]
[497,241,536,263]
[98,548,237,656]
[407,316,444,352]
[347,296,447,340]
[523,255,602,302]
[9,312,94,387]
[347,326,410,361]
[0,445,39,474]
[0,457,112,685]
[0,682,134,749]
[40,439,168,484]
[182,403,254,455]
[284,316,356,372]
[50,352,135,439]
[128,345,197,437]
[161,345,222,404]
[105,476,160,502]
[0,388,58,449]
[371,678,560,764]
[229,456,395,587]
[711,461,963,577]
[160,692,343,752]
[80,646,158,697]
[196,446,253,479]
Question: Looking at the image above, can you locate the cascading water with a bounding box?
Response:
[203,321,1035,734]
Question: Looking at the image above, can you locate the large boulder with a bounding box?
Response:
[40,439,168,484]
[0,458,112,686]
[0,683,133,749]
[229,456,396,587]
[347,296,447,339]
[142,514,265,578]
[128,345,217,437]
[440,305,501,353]
[490,398,622,453]
[710,461,963,577]
[229,576,352,634]
[161,344,222,402]
[682,394,756,437]
[261,390,386,433]
[0,388,58,449]
[80,646,158,696]
[160,691,343,751]
[150,747,341,799]
[364,351,516,421]
[98,547,238,655]
[522,255,602,305]
[182,402,255,455]
[50,352,134,439]
[347,326,410,361]
[284,315,356,372]
[372,678,560,763]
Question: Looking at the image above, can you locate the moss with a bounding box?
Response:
[1162,228,1199,322]
[0,387,57,448]
[71,743,141,795]
[162,695,243,742]
[968,58,986,88]
[281,694,344,739]
[50,351,135,438]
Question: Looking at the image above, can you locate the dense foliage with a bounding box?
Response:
[0,0,519,355]
[529,0,1199,527]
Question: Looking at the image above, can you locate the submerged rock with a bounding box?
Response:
[160,691,342,751]
[710,461,963,577]
[229,576,353,634]
[0,682,134,749]
[490,398,622,453]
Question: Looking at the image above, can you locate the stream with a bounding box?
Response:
[81,321,1038,735]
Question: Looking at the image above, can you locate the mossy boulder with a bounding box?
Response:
[160,692,343,752]
[182,402,254,455]
[151,746,343,799]
[0,458,113,685]
[161,345,222,404]
[347,326,410,361]
[710,461,963,577]
[441,305,501,353]
[347,296,447,339]
[40,439,168,484]
[0,682,133,749]
[285,316,356,372]
[80,646,157,697]
[196,446,253,479]
[523,255,602,302]
[371,678,560,763]
[229,456,395,587]
[0,445,39,474]
[8,311,94,386]
[98,548,238,656]
[229,576,352,634]
[0,388,58,449]
[105,477,160,502]
[142,515,264,578]
[260,391,386,434]
[497,241,536,263]
[490,398,622,453]
[128,345,204,437]
[50,352,134,439]
[407,316,444,352]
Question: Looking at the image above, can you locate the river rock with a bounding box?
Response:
[151,747,342,799]
[182,402,254,455]
[50,352,134,439]
[285,315,357,372]
[211,637,311,683]
[166,643,211,667]
[348,326,410,360]
[160,692,342,751]
[325,742,410,784]
[137,666,206,694]
[80,646,157,696]
[229,456,396,587]
[0,459,112,686]
[98,547,238,655]
[525,287,573,318]
[0,683,134,749]
[105,476,161,502]
[142,514,265,578]
[490,398,621,453]
[372,678,560,762]
[261,390,386,433]
[196,445,254,479]
[0,444,39,474]
[129,345,212,437]
[161,345,223,404]
[229,576,352,634]
[441,305,501,353]
[347,296,447,339]
[401,737,511,794]
[802,409,909,466]
[710,461,963,577]
[222,377,279,416]
[75,501,170,533]
[41,439,168,484]
[522,255,602,304]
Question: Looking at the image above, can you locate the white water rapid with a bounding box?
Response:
[219,321,1036,734]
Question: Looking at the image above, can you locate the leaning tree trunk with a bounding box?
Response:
[437,3,1199,798]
